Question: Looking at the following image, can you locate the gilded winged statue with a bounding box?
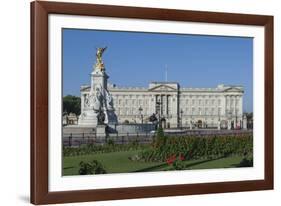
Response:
[95,47,107,71]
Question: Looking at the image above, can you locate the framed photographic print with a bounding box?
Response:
[30,1,274,204]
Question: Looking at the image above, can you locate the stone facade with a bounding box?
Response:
[80,82,244,129]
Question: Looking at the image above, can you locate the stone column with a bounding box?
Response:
[227,119,231,130]
[166,95,169,116]
[160,95,163,115]
[162,95,166,115]
[155,95,158,114]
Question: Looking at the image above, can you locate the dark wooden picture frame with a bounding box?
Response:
[31,1,274,204]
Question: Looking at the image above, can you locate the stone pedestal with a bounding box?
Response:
[96,125,107,144]
[96,125,106,136]
[78,110,98,127]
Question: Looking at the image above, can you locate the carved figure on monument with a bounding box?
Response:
[105,89,114,110]
[97,110,106,124]
[92,86,104,111]
[84,94,90,107]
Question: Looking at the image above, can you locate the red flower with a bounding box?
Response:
[166,154,177,165]
[179,154,185,161]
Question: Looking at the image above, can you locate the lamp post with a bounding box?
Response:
[190,111,193,130]
[156,100,162,128]
[180,109,183,130]
[138,106,143,124]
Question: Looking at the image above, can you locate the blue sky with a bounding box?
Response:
[63,29,253,112]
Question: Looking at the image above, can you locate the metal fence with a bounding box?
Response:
[62,132,155,147]
[62,129,253,148]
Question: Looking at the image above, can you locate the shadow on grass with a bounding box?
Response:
[230,163,253,168]
[63,166,75,170]
[133,163,168,172]
[133,157,225,172]
[184,157,224,169]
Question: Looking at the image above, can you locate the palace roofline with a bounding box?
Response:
[80,82,244,93]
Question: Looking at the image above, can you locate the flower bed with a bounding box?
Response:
[139,134,253,162]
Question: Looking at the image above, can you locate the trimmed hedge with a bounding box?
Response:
[63,140,148,157]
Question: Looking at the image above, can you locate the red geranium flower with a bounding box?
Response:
[166,154,177,165]
[179,154,185,161]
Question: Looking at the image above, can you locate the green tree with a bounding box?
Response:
[63,95,81,115]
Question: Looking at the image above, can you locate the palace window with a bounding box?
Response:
[199,107,202,115]
[192,107,195,115]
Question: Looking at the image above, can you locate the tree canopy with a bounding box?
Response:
[63,95,81,115]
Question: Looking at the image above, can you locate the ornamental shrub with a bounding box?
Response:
[238,157,253,167]
[78,160,107,175]
[172,159,185,170]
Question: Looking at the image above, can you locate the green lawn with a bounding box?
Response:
[151,156,245,171]
[63,150,248,176]
[63,150,164,175]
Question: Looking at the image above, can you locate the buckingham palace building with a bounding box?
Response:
[80,81,245,129]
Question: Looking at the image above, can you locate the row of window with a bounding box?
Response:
[180,99,222,106]
[114,98,224,107]
[115,106,240,116]
[115,98,149,106]
[182,107,240,116]
[181,107,221,115]
[116,107,149,115]
[113,96,241,109]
